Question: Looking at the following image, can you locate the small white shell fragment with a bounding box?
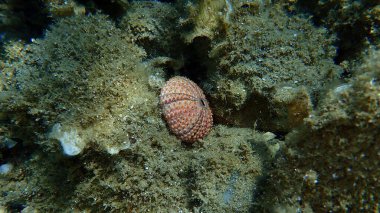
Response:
[105,140,131,155]
[0,163,13,175]
[49,123,85,156]
[334,84,351,94]
[263,132,276,142]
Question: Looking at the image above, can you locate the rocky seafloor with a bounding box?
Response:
[0,0,379,212]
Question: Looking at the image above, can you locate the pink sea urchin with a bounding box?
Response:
[160,76,213,143]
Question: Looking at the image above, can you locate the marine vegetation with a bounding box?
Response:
[0,0,379,212]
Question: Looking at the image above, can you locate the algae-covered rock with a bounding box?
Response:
[269,86,312,132]
[0,14,164,155]
[182,0,229,43]
[119,1,180,57]
[43,0,86,18]
[255,49,380,212]
[70,125,262,212]
[0,10,265,212]
[282,0,380,61]
[204,5,342,132]
[0,0,378,212]
[0,124,264,211]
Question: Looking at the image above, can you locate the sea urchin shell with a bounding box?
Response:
[160,76,213,143]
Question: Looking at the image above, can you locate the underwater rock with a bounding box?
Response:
[210,78,248,111]
[204,5,341,131]
[73,125,262,212]
[43,0,86,18]
[255,49,380,212]
[282,0,380,61]
[268,86,312,132]
[1,14,166,155]
[182,0,229,43]
[0,1,378,212]
[119,1,180,57]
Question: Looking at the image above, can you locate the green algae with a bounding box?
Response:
[204,4,342,132]
[0,0,379,212]
[118,2,181,58]
[72,126,262,212]
[254,49,380,212]
[282,0,380,62]
[0,7,263,211]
